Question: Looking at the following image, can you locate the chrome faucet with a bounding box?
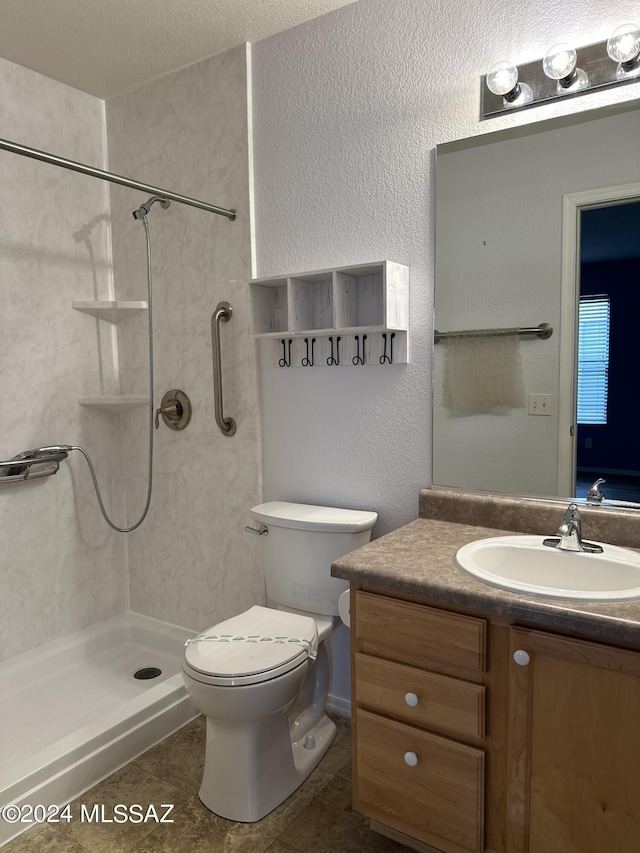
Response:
[557,504,583,551]
[543,503,603,553]
[586,477,606,503]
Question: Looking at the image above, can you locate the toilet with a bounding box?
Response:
[182,500,377,822]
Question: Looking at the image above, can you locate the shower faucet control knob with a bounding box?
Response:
[155,401,180,429]
[154,389,192,431]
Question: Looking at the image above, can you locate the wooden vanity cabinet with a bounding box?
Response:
[352,589,487,853]
[352,587,640,853]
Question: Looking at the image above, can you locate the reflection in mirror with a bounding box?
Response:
[433,104,640,508]
[576,201,640,504]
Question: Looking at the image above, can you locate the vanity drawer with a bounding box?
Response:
[355,652,485,741]
[355,708,484,853]
[355,591,486,676]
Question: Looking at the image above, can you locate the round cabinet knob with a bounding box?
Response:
[404,751,418,767]
[404,692,419,707]
[513,649,531,666]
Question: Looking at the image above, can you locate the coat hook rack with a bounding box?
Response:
[352,334,367,365]
[380,332,395,364]
[302,337,316,367]
[327,335,341,366]
[278,338,292,367]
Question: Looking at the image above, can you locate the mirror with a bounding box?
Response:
[433,103,640,508]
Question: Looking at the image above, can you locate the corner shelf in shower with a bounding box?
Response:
[73,300,149,412]
[78,396,150,413]
[249,260,409,366]
[72,300,148,323]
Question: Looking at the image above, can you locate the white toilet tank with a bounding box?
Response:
[249,501,377,616]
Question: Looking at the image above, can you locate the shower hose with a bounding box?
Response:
[66,210,156,533]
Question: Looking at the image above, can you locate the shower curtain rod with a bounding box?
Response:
[0,136,236,220]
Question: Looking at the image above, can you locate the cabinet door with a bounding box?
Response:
[507,626,640,853]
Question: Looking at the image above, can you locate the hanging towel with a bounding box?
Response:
[442,332,525,415]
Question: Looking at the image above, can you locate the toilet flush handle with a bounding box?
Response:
[245,524,268,536]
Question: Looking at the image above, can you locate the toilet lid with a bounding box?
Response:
[184,606,318,686]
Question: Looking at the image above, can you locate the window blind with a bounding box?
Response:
[577,295,610,425]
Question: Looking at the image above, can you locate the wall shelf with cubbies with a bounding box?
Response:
[249,261,409,367]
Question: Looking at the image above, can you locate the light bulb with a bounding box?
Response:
[607,23,640,63]
[486,60,533,107]
[486,61,519,96]
[607,23,640,76]
[543,43,577,79]
[543,42,588,92]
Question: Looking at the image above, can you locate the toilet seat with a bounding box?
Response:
[184,605,318,687]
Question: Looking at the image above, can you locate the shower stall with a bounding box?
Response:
[0,44,261,846]
[0,614,195,846]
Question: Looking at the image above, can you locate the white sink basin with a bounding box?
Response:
[456,535,640,600]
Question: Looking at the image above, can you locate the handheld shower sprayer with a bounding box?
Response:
[31,445,74,455]
[132,196,171,219]
[1,445,74,480]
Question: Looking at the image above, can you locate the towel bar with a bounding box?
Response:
[434,322,552,343]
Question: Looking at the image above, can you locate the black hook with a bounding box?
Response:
[301,337,316,367]
[380,332,395,364]
[327,335,341,366]
[352,334,367,365]
[278,338,292,367]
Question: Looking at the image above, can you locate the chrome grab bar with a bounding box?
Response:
[211,301,237,437]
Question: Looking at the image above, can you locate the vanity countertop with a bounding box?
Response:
[331,489,640,648]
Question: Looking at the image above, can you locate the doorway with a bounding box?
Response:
[559,186,640,503]
[575,200,640,502]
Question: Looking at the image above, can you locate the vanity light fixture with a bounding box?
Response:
[481,24,640,119]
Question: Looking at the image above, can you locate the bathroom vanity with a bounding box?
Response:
[332,489,640,853]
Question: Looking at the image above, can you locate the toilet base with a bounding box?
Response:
[290,711,336,783]
[199,711,336,822]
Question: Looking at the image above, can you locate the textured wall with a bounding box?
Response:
[0,58,126,661]
[106,44,263,632]
[252,0,640,533]
[251,0,640,700]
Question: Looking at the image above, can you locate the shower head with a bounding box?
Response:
[7,446,74,468]
[32,445,75,455]
[132,196,171,219]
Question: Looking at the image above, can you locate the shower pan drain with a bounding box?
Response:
[134,667,162,680]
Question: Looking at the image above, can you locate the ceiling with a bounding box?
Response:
[0,0,356,100]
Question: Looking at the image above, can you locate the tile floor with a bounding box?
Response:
[4,714,407,852]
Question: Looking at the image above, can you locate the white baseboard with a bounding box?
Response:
[326,693,351,718]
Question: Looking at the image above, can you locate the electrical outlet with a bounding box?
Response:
[528,393,552,416]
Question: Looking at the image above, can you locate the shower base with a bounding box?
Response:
[0,612,197,847]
